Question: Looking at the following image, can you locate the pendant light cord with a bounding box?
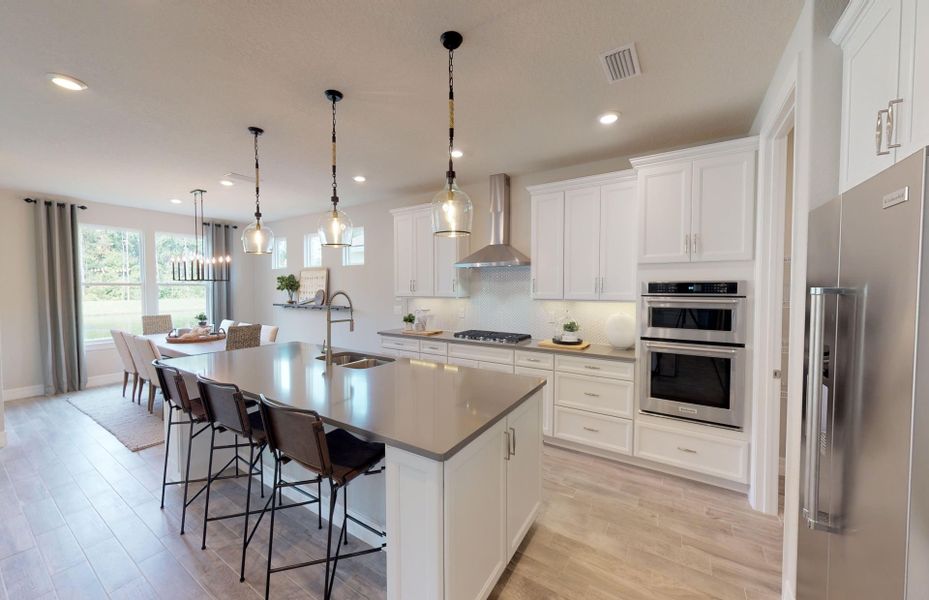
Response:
[447,47,455,184]
[253,130,262,222]
[331,97,339,210]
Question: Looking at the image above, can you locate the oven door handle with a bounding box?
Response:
[642,340,739,355]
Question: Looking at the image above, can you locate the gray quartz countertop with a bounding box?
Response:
[378,329,637,362]
[163,342,545,461]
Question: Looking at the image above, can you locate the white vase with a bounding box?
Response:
[605,312,636,349]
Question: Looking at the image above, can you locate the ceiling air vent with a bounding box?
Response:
[600,43,641,83]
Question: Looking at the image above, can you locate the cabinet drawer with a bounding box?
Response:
[419,340,448,355]
[448,343,514,365]
[380,336,420,352]
[555,355,633,380]
[419,352,448,364]
[554,373,633,418]
[515,351,554,370]
[478,361,514,374]
[634,421,748,483]
[448,356,479,368]
[553,407,632,455]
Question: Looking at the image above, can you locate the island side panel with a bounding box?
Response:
[386,445,445,600]
[505,391,543,560]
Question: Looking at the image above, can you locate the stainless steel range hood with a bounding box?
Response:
[455,173,531,268]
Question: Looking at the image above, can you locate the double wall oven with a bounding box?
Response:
[640,281,747,429]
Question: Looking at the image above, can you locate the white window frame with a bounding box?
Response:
[272,236,288,270]
[304,233,322,267]
[342,227,365,266]
[154,231,212,323]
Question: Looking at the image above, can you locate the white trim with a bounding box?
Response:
[750,62,798,517]
[87,372,123,388]
[525,169,634,194]
[628,136,759,169]
[2,385,45,402]
[85,339,115,351]
[389,203,431,217]
[830,0,875,46]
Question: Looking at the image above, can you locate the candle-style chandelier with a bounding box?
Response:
[171,189,231,282]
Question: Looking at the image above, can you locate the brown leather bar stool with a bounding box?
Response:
[257,396,386,600]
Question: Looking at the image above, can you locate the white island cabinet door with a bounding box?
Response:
[444,420,508,600]
[394,213,415,297]
[515,366,553,437]
[838,0,901,191]
[530,192,564,299]
[638,162,692,263]
[505,393,543,560]
[563,186,601,300]
[599,180,637,300]
[690,150,756,262]
[412,210,435,296]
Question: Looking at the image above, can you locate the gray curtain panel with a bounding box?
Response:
[205,221,233,322]
[34,200,87,394]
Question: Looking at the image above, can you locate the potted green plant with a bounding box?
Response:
[195,312,209,327]
[561,319,580,343]
[276,274,300,304]
[402,313,416,331]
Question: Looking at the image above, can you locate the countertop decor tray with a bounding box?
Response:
[538,339,591,351]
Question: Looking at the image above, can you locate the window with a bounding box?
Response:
[79,225,144,342]
[155,233,210,327]
[272,237,288,270]
[304,233,322,267]
[342,227,365,266]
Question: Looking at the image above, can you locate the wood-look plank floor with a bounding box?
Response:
[0,386,783,599]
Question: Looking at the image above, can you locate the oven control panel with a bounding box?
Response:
[645,281,742,296]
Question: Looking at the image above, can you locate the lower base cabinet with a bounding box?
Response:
[634,419,749,484]
[553,406,633,455]
[515,366,552,437]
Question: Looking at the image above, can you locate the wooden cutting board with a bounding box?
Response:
[537,339,591,351]
[399,330,443,336]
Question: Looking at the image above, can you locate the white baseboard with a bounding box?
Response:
[2,384,45,402]
[87,372,123,388]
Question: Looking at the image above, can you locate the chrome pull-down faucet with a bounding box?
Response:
[325,290,354,365]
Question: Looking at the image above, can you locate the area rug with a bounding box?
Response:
[68,392,164,452]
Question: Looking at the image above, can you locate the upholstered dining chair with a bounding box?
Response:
[142,314,174,335]
[110,330,138,400]
[260,325,279,343]
[218,319,235,333]
[130,335,163,412]
[226,324,262,351]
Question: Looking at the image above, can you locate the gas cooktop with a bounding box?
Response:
[453,330,531,344]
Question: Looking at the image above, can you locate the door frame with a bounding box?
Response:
[750,80,797,516]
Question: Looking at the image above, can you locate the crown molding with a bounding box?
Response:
[525,169,635,195]
[628,136,759,170]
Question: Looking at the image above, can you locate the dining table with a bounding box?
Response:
[143,331,274,358]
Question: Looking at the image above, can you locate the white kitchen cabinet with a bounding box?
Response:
[479,362,514,374]
[412,210,435,296]
[447,356,479,369]
[393,213,415,297]
[631,137,757,264]
[553,406,633,456]
[504,393,542,560]
[634,417,749,484]
[899,0,929,158]
[553,372,634,419]
[691,151,756,261]
[598,180,638,300]
[530,192,564,299]
[434,235,469,298]
[563,187,601,300]
[515,366,553,437]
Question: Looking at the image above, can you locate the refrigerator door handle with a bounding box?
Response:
[804,286,853,532]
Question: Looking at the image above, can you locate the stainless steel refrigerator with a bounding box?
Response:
[799,147,929,599]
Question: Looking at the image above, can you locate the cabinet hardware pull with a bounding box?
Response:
[510,427,517,456]
[584,365,601,370]
[583,392,601,397]
[526,358,540,363]
[691,234,698,255]
[504,430,511,460]
[677,446,698,454]
[532,277,537,294]
[876,109,890,156]
[582,426,600,433]
[887,98,903,150]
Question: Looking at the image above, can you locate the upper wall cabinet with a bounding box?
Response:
[528,171,637,302]
[630,137,757,264]
[391,204,469,298]
[833,0,929,192]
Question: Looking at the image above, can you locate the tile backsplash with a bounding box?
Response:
[406,268,636,346]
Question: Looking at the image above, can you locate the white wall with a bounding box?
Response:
[750,1,847,598]
[0,188,255,400]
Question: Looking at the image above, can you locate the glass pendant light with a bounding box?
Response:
[318,90,354,247]
[241,126,275,254]
[432,31,472,238]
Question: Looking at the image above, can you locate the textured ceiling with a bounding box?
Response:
[0,0,802,220]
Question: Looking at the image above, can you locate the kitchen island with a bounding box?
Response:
[162,341,545,600]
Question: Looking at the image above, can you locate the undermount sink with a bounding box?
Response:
[316,352,395,369]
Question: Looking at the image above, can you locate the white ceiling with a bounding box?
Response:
[0,0,802,221]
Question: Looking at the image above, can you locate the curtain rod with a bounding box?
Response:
[24,198,87,210]
[203,222,239,229]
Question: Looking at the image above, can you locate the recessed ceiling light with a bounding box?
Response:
[450,149,464,159]
[353,175,366,183]
[598,112,620,125]
[169,198,182,204]
[219,179,234,187]
[48,73,88,91]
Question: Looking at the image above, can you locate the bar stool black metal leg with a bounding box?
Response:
[240,442,254,582]
[264,457,280,600]
[327,506,349,600]
[201,426,217,550]
[317,479,323,529]
[160,404,174,509]
[180,421,196,535]
[323,484,338,600]
[259,446,265,498]
[343,487,349,545]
